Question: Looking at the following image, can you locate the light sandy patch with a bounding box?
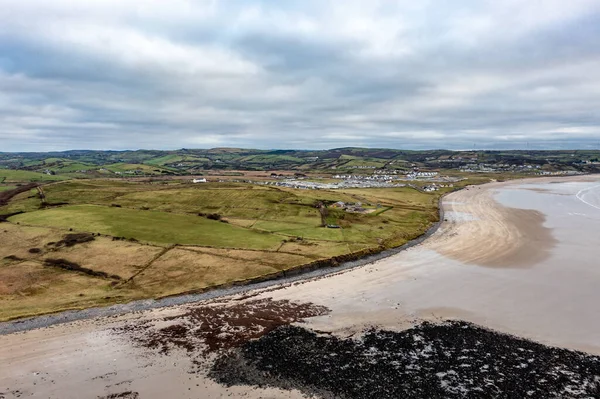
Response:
[428,185,557,268]
[0,321,311,399]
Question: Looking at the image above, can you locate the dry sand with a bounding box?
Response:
[2,175,600,398]
[428,183,558,267]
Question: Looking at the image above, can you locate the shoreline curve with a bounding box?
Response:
[3,173,598,335]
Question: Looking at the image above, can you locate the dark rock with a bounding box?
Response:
[210,321,600,399]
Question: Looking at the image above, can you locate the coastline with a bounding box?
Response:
[0,187,447,335]
[259,174,600,352]
[428,179,558,268]
[2,174,600,399]
[1,173,595,335]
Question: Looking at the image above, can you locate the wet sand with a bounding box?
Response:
[267,175,600,353]
[2,175,600,398]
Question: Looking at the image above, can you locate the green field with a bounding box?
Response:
[6,181,440,248]
[144,154,210,166]
[48,161,97,173]
[10,204,283,249]
[238,154,305,164]
[104,163,171,174]
[0,179,441,320]
[0,169,68,182]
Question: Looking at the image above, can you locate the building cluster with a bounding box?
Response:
[405,171,439,178]
[421,183,454,192]
[262,179,406,190]
[537,170,583,176]
[330,201,372,213]
[460,163,542,173]
[333,174,395,181]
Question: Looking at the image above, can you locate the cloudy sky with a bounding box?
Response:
[1,0,600,151]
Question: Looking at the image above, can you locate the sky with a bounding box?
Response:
[1,0,600,152]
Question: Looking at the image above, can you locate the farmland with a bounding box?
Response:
[1,145,572,321]
[2,147,599,178]
[0,179,440,320]
[0,169,68,183]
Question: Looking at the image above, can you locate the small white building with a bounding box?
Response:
[192,178,207,183]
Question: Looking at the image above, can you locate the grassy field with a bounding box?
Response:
[0,179,443,320]
[104,163,172,174]
[0,169,69,183]
[47,161,97,173]
[144,154,211,166]
[11,205,283,249]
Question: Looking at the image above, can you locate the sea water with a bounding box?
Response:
[392,177,600,353]
[577,183,600,211]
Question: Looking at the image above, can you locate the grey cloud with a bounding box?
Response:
[1,1,599,151]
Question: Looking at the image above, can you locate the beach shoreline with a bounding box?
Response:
[2,174,600,398]
[4,174,598,336]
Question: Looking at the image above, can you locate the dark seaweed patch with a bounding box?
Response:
[114,299,329,355]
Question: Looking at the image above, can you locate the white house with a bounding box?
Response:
[192,178,207,183]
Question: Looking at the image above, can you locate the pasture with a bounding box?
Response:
[1,179,440,320]
[0,169,68,182]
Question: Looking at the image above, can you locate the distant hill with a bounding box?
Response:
[1,148,599,178]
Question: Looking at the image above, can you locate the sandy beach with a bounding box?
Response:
[2,175,600,398]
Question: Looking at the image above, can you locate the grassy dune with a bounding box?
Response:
[0,180,441,320]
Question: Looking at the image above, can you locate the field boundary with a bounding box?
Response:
[0,188,450,335]
[121,245,176,285]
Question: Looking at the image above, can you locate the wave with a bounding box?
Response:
[576,184,600,210]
